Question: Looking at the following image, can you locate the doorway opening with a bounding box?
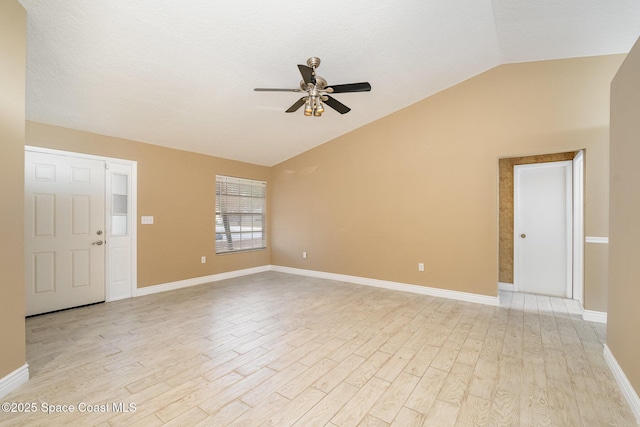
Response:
[498,150,584,303]
[24,146,137,316]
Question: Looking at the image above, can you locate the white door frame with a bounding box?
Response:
[572,150,585,306]
[513,161,573,298]
[25,146,137,302]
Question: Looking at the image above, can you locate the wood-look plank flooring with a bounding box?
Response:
[1,272,637,426]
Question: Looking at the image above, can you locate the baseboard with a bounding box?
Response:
[135,265,271,297]
[498,282,514,291]
[585,236,609,244]
[583,309,608,324]
[0,364,29,400]
[136,264,501,306]
[271,265,499,307]
[603,345,640,424]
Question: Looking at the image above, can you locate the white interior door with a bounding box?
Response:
[514,161,573,297]
[25,151,106,316]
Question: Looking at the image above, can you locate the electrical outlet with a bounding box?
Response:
[201,256,206,264]
[303,251,307,259]
[141,216,154,225]
[418,263,424,272]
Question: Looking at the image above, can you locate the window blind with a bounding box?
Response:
[215,175,266,253]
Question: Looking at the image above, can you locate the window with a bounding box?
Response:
[111,173,129,236]
[215,175,266,253]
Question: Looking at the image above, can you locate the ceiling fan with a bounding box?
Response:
[254,57,372,117]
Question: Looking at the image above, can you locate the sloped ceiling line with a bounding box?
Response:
[18,0,640,166]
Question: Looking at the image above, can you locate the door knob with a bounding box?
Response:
[92,240,104,246]
[520,234,526,238]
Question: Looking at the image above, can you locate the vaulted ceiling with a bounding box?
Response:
[18,0,640,166]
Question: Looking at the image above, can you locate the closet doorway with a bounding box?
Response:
[498,150,584,302]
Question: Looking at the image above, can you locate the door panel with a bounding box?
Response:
[33,252,55,293]
[25,151,106,316]
[514,161,572,297]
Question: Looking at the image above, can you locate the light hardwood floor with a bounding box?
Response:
[1,272,637,426]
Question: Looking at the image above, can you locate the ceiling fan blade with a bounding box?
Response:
[285,97,307,113]
[298,64,315,85]
[254,88,302,92]
[324,96,351,114]
[328,82,372,93]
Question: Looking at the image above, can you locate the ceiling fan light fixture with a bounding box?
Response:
[314,98,325,116]
[304,97,313,116]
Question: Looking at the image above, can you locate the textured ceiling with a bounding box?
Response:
[18,0,640,166]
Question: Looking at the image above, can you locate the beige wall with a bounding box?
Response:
[26,122,271,288]
[272,55,622,308]
[0,1,26,380]
[609,37,640,399]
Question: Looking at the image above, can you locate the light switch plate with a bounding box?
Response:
[141,216,154,225]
